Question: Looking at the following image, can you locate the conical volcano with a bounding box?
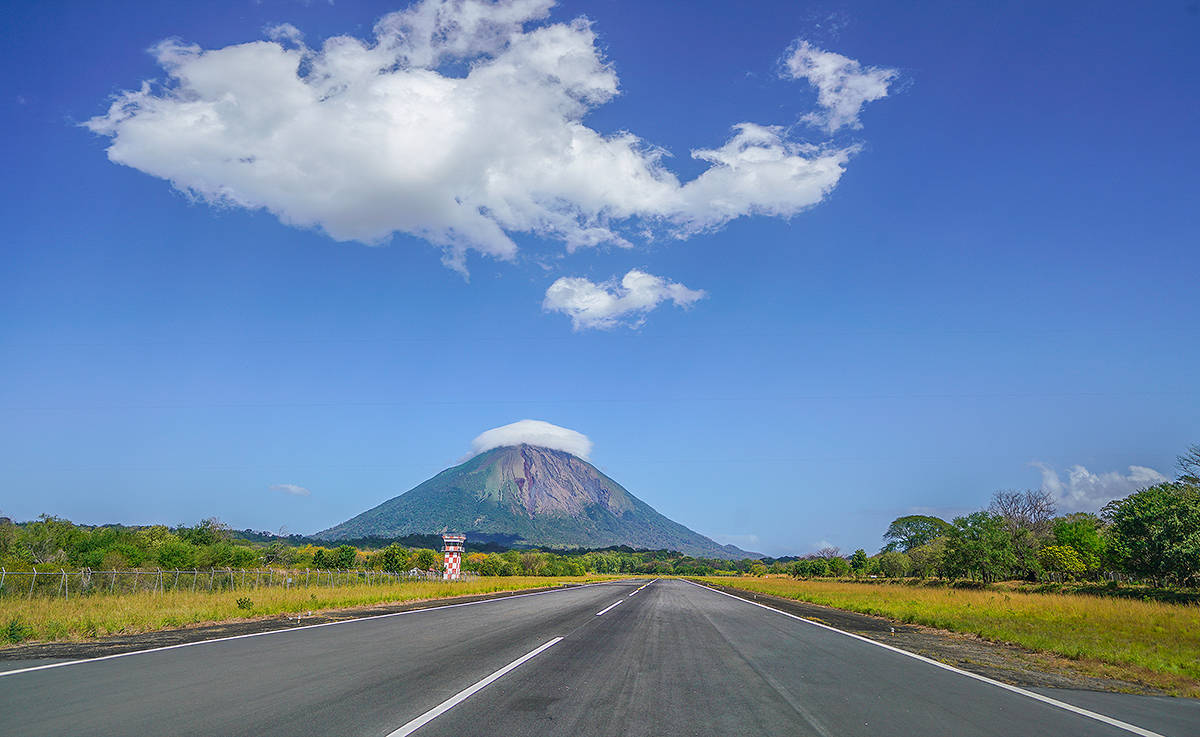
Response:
[316,444,756,559]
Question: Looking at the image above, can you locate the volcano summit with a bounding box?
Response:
[317,437,756,559]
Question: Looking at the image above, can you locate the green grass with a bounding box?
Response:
[698,576,1200,696]
[0,576,610,645]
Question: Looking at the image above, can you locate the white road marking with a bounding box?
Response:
[628,578,658,597]
[384,636,563,737]
[684,580,1166,737]
[595,600,623,616]
[0,579,628,679]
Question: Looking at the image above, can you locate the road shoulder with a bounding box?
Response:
[0,583,587,663]
[693,579,1178,697]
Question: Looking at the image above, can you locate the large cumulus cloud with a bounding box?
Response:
[84,0,892,274]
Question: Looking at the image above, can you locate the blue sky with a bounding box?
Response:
[2,1,1197,556]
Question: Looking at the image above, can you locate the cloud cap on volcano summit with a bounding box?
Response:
[469,419,593,460]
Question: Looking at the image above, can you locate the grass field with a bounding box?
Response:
[1,576,608,645]
[699,576,1200,696]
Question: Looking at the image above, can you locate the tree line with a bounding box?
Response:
[0,515,760,578]
[4,444,1194,585]
[821,445,1200,587]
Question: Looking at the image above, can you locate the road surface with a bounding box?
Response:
[1,578,1194,736]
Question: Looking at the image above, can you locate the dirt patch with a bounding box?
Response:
[697,580,1173,696]
[0,584,573,663]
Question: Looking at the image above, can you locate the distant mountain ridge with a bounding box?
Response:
[316,444,758,559]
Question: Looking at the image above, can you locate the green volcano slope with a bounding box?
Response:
[316,444,756,559]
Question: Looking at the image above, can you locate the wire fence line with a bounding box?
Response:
[0,567,478,599]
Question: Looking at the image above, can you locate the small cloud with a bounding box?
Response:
[543,269,706,331]
[1033,462,1167,513]
[780,40,897,132]
[270,483,311,497]
[470,419,592,460]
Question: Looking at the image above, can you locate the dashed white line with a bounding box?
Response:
[595,600,623,616]
[628,578,658,597]
[384,636,563,737]
[683,580,1165,737]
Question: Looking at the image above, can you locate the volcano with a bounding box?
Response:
[316,444,757,559]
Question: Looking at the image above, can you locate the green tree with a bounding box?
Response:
[412,548,439,571]
[827,557,850,577]
[1038,545,1086,578]
[882,515,952,553]
[942,512,1016,583]
[877,551,911,578]
[155,539,196,569]
[17,515,82,564]
[178,518,230,546]
[0,516,16,560]
[1102,482,1200,586]
[849,548,868,574]
[1051,513,1105,572]
[375,543,410,573]
[332,545,358,569]
[907,538,946,578]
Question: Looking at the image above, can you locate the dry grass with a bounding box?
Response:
[1,576,609,645]
[699,577,1200,695]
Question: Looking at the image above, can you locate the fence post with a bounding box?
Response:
[61,568,68,600]
[192,569,198,593]
[0,567,5,594]
[28,569,36,598]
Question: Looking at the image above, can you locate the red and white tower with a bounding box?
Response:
[442,533,466,581]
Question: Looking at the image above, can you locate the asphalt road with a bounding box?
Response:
[0,578,1192,736]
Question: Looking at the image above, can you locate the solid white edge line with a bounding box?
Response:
[0,579,630,679]
[384,636,563,737]
[682,580,1165,737]
[595,600,623,616]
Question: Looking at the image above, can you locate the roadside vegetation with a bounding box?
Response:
[1,576,604,645]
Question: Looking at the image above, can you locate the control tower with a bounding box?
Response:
[441,533,466,581]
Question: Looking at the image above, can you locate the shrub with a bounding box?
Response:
[4,617,34,644]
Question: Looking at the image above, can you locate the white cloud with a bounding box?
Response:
[270,483,311,497]
[84,1,882,273]
[543,269,706,330]
[470,419,592,459]
[1034,462,1167,513]
[781,40,897,133]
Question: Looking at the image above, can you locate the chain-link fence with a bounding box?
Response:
[0,567,477,599]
